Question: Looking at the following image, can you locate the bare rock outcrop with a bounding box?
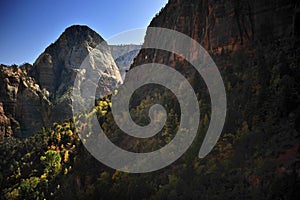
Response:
[133,0,298,66]
[0,102,12,138]
[0,25,122,137]
[0,64,52,137]
[32,25,122,122]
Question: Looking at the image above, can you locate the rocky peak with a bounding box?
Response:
[31,25,122,124]
[32,25,109,94]
[54,25,105,49]
[0,25,122,137]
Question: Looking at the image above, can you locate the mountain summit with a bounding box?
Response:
[0,25,122,137]
[32,25,120,94]
[31,25,122,124]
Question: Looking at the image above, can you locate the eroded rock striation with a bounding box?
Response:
[133,0,299,66]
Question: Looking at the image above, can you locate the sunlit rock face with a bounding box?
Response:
[32,25,122,123]
[0,25,122,137]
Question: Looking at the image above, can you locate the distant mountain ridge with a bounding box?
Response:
[109,44,142,59]
[109,44,141,79]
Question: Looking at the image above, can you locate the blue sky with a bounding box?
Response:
[0,0,168,65]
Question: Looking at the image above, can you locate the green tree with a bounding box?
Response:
[18,177,48,199]
[40,150,62,178]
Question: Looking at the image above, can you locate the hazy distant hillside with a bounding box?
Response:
[109,45,141,79]
[109,44,141,59]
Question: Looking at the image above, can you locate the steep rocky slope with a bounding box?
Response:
[132,0,300,129]
[31,25,122,123]
[0,102,12,137]
[0,25,122,137]
[134,0,299,65]
[0,64,52,137]
[129,0,300,178]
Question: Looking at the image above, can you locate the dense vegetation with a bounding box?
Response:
[1,43,299,199]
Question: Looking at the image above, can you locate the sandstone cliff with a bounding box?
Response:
[0,64,52,137]
[129,0,300,174]
[133,0,299,67]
